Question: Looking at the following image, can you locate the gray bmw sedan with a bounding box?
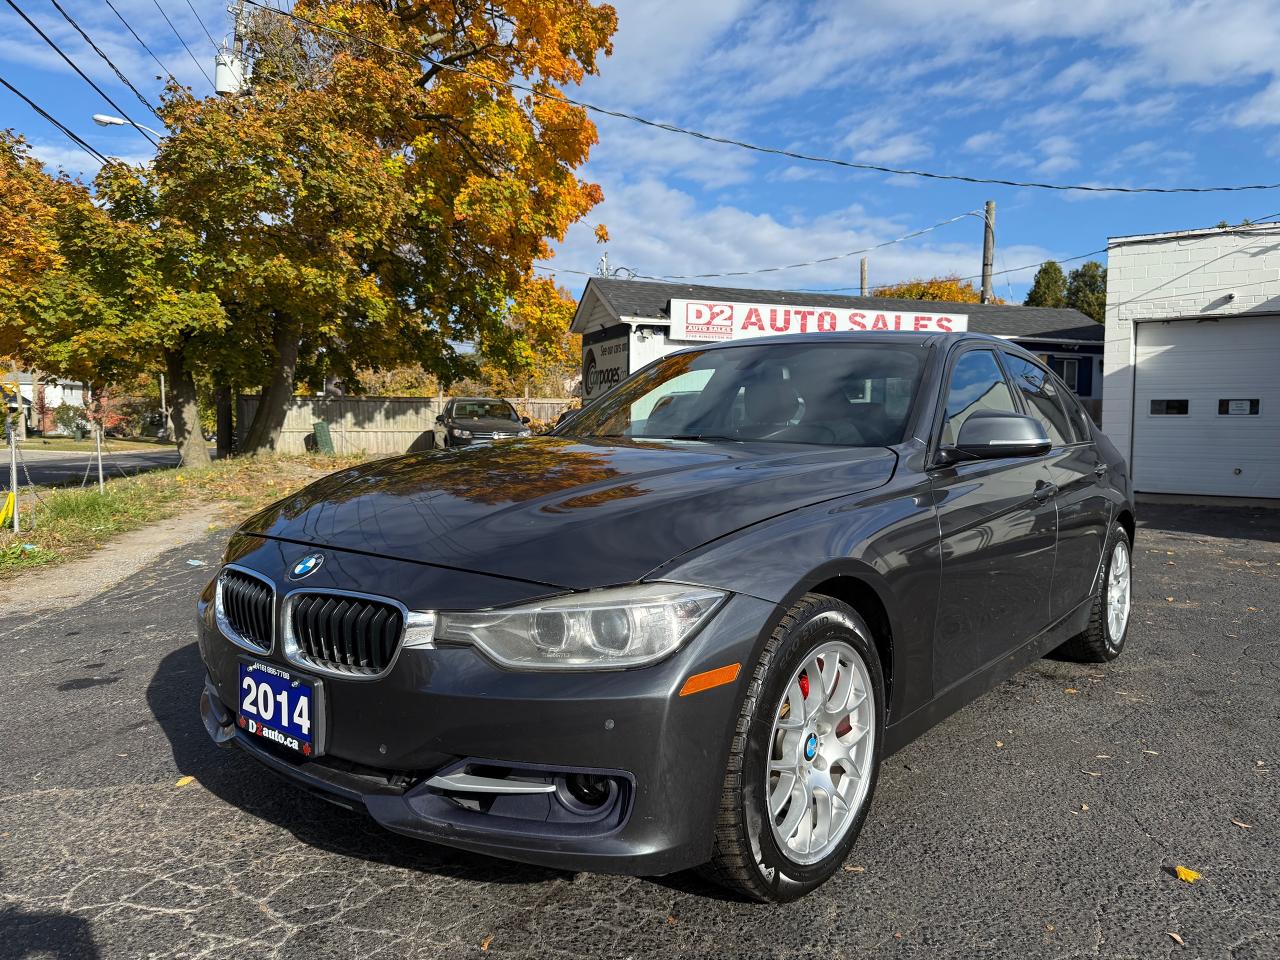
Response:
[197,332,1134,901]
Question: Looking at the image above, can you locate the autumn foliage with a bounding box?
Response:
[871,275,1004,304]
[0,0,616,460]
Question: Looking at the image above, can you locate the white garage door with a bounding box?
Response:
[1133,316,1280,497]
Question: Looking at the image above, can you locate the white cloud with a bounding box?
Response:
[546,178,1052,293]
[1035,135,1078,175]
[841,114,930,166]
[963,131,1002,154]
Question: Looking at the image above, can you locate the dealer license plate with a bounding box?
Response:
[237,660,321,757]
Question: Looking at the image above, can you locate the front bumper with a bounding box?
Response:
[196,542,774,876]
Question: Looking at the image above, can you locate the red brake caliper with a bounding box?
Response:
[798,673,810,698]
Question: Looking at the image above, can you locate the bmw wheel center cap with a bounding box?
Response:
[804,733,818,762]
[291,553,325,579]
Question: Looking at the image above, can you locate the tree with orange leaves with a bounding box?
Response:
[144,0,617,452]
[872,276,1004,304]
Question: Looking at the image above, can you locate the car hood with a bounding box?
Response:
[240,437,898,589]
[447,416,525,433]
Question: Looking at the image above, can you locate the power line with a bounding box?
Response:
[242,0,1280,196]
[2,0,160,147]
[183,0,219,50]
[0,73,109,164]
[152,0,214,87]
[46,0,163,120]
[639,210,981,281]
[103,0,177,83]
[803,249,1110,293]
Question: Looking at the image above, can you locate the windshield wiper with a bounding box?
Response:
[652,434,743,443]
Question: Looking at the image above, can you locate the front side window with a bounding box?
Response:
[1002,354,1072,447]
[561,342,926,447]
[940,349,1019,446]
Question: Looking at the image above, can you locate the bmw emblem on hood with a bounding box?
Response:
[290,553,325,580]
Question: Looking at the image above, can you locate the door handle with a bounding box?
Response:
[1093,463,1108,478]
[1034,481,1058,502]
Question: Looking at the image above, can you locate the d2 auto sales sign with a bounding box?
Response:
[669,298,969,342]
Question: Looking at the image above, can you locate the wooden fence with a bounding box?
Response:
[236,395,575,455]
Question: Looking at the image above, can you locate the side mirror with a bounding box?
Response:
[945,411,1051,462]
[435,415,444,424]
[520,416,530,424]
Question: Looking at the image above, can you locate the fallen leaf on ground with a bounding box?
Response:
[1169,932,1185,946]
[1143,750,1160,755]
[1173,865,1202,883]
[1083,770,1102,777]
[1095,754,1111,759]
[1231,819,1253,829]
[1166,597,1175,602]
[844,865,866,873]
[174,776,195,788]
[481,934,494,951]
[1081,804,1089,812]
[1064,688,1080,694]
[1045,923,1055,932]
[666,915,678,925]
[996,741,1004,748]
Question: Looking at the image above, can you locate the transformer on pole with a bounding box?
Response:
[215,0,251,96]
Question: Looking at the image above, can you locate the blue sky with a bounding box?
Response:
[6,0,1280,301]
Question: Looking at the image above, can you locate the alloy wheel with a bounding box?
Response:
[1107,539,1132,642]
[766,638,876,865]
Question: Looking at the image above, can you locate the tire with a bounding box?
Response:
[701,594,885,902]
[1056,521,1132,663]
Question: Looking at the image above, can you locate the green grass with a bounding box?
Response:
[0,452,369,580]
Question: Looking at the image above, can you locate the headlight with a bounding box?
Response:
[518,428,532,437]
[435,583,726,670]
[450,427,472,438]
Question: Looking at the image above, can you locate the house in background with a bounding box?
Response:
[13,371,88,433]
[571,278,1104,420]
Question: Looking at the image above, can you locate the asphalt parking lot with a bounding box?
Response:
[1,501,1277,959]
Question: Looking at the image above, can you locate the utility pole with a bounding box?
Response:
[980,199,996,304]
[860,257,868,297]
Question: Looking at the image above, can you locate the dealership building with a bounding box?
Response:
[571,277,1103,415]
[1102,223,1280,499]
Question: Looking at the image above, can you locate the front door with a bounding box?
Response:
[928,347,1058,693]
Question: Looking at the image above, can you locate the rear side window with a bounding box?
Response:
[1002,354,1072,447]
[1058,381,1093,441]
[941,349,1019,446]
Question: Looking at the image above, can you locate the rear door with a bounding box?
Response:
[928,346,1058,693]
[1001,351,1111,620]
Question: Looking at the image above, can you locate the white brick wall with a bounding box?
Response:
[1103,224,1280,466]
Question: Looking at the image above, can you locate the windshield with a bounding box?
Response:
[452,400,519,421]
[561,341,925,446]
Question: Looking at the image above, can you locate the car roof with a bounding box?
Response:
[448,396,513,403]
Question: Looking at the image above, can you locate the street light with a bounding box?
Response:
[91,113,165,139]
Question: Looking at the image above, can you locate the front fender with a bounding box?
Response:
[649,476,941,724]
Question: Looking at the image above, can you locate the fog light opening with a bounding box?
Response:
[561,773,613,811]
